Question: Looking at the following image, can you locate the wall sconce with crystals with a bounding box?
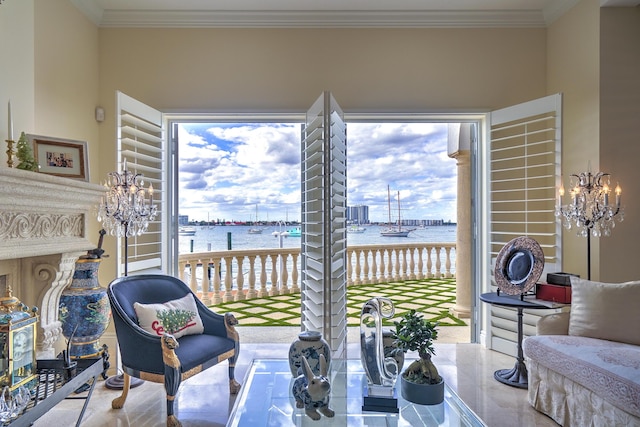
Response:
[96,159,157,276]
[556,168,624,279]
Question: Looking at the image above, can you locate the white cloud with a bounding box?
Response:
[179,122,457,223]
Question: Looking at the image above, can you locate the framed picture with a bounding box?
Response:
[27,134,89,181]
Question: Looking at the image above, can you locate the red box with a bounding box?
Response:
[536,283,572,304]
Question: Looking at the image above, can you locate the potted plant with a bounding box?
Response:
[392,309,444,405]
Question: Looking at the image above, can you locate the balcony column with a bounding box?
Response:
[448,124,472,318]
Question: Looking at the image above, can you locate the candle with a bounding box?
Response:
[148,183,154,203]
[558,183,565,206]
[7,100,13,141]
[603,184,609,206]
[615,183,621,207]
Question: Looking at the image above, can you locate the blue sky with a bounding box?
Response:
[178,122,457,223]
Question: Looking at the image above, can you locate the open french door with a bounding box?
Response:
[115,91,167,276]
[301,92,348,359]
[481,93,563,355]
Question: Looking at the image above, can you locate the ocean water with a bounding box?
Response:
[179,224,457,254]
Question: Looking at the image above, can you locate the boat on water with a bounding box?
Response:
[347,224,366,233]
[271,226,301,238]
[247,204,266,234]
[179,227,197,236]
[380,186,415,237]
[286,227,301,237]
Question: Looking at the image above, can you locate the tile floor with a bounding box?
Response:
[31,327,559,427]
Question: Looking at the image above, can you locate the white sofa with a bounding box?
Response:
[523,277,640,426]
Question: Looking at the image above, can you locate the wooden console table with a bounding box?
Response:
[6,357,104,427]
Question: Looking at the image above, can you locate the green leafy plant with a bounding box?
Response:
[392,309,442,385]
[15,132,39,172]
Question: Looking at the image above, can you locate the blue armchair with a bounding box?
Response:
[107,274,241,427]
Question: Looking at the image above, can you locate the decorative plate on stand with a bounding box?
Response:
[494,236,544,295]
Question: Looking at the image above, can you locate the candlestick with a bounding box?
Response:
[5,139,15,168]
[7,100,13,141]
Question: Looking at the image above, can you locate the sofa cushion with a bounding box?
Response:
[134,293,204,338]
[569,277,640,345]
[524,334,640,418]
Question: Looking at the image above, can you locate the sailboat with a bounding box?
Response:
[380,186,415,237]
[247,204,264,234]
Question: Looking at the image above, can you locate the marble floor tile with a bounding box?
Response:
[30,328,559,427]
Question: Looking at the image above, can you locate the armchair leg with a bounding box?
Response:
[228,364,241,394]
[162,334,182,427]
[111,373,131,409]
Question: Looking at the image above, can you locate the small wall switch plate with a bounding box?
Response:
[95,106,105,122]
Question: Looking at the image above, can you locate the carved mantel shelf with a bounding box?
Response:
[0,167,104,259]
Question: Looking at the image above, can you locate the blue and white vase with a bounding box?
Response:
[59,258,111,358]
[288,331,331,376]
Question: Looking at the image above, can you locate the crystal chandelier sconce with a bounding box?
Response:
[555,168,624,279]
[96,159,157,275]
[556,170,623,238]
[97,159,157,238]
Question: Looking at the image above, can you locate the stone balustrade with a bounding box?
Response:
[177,242,456,304]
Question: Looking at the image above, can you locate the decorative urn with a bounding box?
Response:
[288,330,331,376]
[58,231,111,358]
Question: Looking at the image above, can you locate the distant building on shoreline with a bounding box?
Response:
[347,205,454,226]
[347,205,369,224]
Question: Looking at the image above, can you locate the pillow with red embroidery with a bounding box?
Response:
[134,294,204,339]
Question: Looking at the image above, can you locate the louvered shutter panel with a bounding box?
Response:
[487,94,564,356]
[116,91,166,276]
[301,92,348,359]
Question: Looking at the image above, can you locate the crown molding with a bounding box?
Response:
[71,0,639,29]
[78,9,551,29]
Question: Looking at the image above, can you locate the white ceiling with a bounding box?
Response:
[69,0,640,28]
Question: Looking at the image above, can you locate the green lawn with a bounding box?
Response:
[208,278,466,327]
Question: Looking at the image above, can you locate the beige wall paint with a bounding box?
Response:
[599,7,640,282]
[547,0,602,280]
[98,28,547,113]
[0,0,35,144]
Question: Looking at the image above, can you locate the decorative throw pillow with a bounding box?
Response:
[134,293,204,339]
[568,277,640,345]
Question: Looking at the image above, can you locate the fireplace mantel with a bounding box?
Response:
[0,167,104,259]
[0,166,105,357]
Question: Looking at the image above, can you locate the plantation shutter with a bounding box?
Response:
[301,92,348,359]
[486,93,564,356]
[116,91,166,276]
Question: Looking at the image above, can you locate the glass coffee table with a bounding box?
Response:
[227,359,485,426]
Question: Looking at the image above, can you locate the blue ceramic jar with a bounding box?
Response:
[59,258,111,358]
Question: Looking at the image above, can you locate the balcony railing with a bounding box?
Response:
[177,242,456,305]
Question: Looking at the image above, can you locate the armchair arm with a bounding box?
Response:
[537,312,570,335]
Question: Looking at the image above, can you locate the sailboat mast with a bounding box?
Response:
[397,191,401,230]
[387,185,392,227]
